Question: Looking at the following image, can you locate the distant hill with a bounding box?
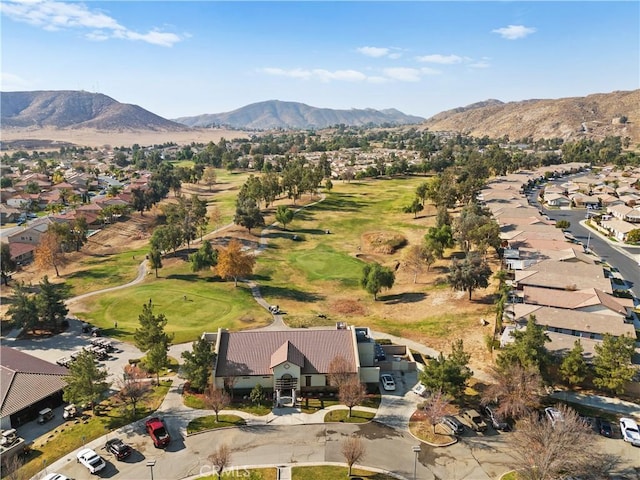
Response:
[1,91,189,131]
[173,100,425,130]
[423,90,640,143]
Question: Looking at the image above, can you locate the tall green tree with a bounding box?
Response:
[63,350,111,413]
[593,334,636,394]
[419,351,469,398]
[189,240,218,273]
[497,316,551,375]
[134,301,174,383]
[275,205,294,230]
[181,337,216,392]
[424,224,454,259]
[233,197,264,233]
[148,247,162,278]
[559,340,588,386]
[360,262,395,301]
[7,283,38,333]
[447,252,492,300]
[403,198,424,218]
[1,243,17,286]
[36,275,68,331]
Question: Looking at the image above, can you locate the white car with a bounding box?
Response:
[619,417,640,447]
[411,383,427,397]
[77,447,106,474]
[544,407,563,427]
[380,374,396,391]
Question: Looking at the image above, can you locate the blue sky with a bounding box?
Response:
[1,1,638,119]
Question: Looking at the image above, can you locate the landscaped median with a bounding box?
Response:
[186,415,246,434]
[409,410,457,446]
[324,408,376,423]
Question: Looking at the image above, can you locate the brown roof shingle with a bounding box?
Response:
[216,329,357,377]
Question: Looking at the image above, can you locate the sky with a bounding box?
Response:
[1,1,639,120]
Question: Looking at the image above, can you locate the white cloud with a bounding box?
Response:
[1,72,34,90]
[469,61,490,69]
[0,0,183,46]
[356,46,403,59]
[382,67,422,82]
[416,54,463,65]
[260,68,367,82]
[492,25,536,40]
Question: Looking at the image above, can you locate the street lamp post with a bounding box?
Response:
[412,445,421,480]
[146,460,156,480]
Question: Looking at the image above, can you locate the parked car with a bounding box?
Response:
[595,418,613,438]
[76,447,106,474]
[461,409,487,432]
[619,417,640,447]
[481,405,511,431]
[43,474,73,480]
[544,407,563,427]
[105,438,132,460]
[411,383,427,397]
[146,417,170,448]
[441,415,465,435]
[380,374,396,391]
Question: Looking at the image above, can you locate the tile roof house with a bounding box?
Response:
[514,258,611,293]
[1,346,68,429]
[213,327,379,407]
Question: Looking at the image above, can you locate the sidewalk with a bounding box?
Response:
[550,390,640,418]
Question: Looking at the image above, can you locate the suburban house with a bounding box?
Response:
[601,218,636,242]
[0,346,68,429]
[544,193,571,207]
[514,259,612,293]
[212,326,381,407]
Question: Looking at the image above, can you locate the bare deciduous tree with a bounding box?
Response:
[482,364,542,420]
[204,385,230,422]
[510,404,617,480]
[341,435,366,476]
[1,454,27,480]
[422,389,450,433]
[328,355,356,388]
[208,443,232,478]
[338,378,367,418]
[116,364,151,416]
[403,244,436,283]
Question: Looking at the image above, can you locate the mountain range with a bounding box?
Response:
[172,100,425,129]
[1,90,638,143]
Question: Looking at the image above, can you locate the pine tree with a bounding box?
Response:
[560,340,588,385]
[63,350,110,413]
[181,337,215,392]
[593,334,635,394]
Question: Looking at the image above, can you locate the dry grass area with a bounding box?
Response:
[1,127,250,150]
[361,231,407,254]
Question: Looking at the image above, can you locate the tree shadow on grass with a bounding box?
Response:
[380,292,426,304]
[165,273,200,282]
[66,270,113,282]
[259,285,325,303]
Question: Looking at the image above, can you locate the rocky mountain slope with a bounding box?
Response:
[423,90,640,143]
[1,91,189,131]
[173,100,425,130]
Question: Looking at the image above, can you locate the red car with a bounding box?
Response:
[145,417,170,448]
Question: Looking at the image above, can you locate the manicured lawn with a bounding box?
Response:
[299,397,340,413]
[18,380,172,480]
[408,420,456,445]
[65,246,149,296]
[324,409,375,423]
[292,465,397,479]
[75,261,271,343]
[199,468,277,480]
[183,393,271,416]
[186,414,246,434]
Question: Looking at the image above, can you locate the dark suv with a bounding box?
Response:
[105,438,132,460]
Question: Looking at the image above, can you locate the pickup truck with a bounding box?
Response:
[462,409,488,432]
[145,417,170,448]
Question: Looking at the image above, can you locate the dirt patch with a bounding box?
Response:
[361,231,407,254]
[328,298,367,316]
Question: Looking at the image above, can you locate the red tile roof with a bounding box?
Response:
[216,329,357,377]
